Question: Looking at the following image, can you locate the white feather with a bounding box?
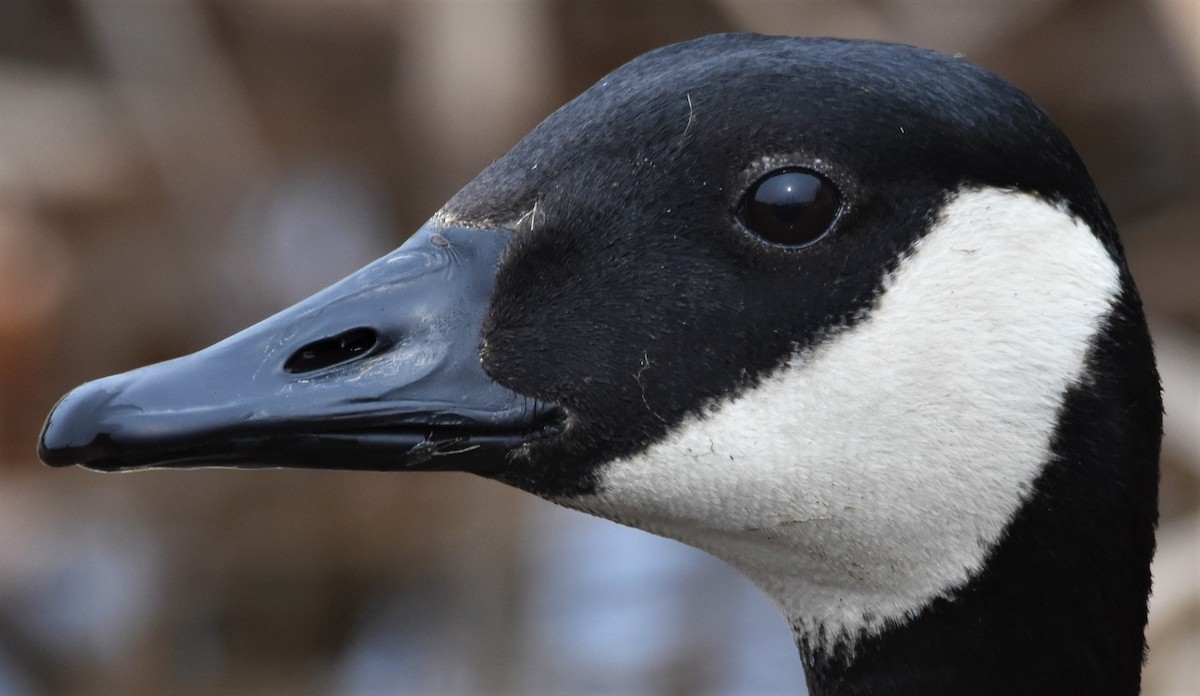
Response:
[567,187,1121,652]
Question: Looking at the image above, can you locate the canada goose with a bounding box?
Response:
[39,34,1161,695]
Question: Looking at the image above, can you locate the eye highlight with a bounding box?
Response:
[738,168,840,247]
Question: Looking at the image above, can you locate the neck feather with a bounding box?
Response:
[798,288,1159,696]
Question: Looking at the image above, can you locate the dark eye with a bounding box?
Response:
[739,168,840,247]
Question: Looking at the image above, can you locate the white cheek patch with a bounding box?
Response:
[570,187,1121,651]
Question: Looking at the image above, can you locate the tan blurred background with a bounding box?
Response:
[1,1,1198,694]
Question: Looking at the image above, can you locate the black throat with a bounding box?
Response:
[799,283,1160,696]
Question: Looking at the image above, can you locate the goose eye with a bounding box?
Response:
[739,168,840,247]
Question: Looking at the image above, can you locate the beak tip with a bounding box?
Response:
[37,414,86,468]
[37,438,77,468]
[37,378,125,469]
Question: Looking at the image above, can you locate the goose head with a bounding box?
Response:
[40,34,1160,695]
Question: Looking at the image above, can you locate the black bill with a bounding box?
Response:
[38,224,562,474]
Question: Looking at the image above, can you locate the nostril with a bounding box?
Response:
[285,327,381,374]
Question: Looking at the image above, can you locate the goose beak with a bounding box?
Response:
[38,224,561,474]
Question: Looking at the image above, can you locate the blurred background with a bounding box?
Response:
[1,0,1198,694]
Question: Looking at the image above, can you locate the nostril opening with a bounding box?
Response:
[285,327,381,374]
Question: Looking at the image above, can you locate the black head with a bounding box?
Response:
[443,34,1126,495]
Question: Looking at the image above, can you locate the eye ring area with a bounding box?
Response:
[737,168,841,248]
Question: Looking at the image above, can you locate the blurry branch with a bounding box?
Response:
[1149,0,1200,108]
[76,0,280,339]
[76,0,273,204]
[0,67,137,204]
[1154,322,1200,480]
[396,0,556,196]
[1146,320,1200,694]
[715,0,1064,55]
[0,199,72,458]
[1146,511,1200,694]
